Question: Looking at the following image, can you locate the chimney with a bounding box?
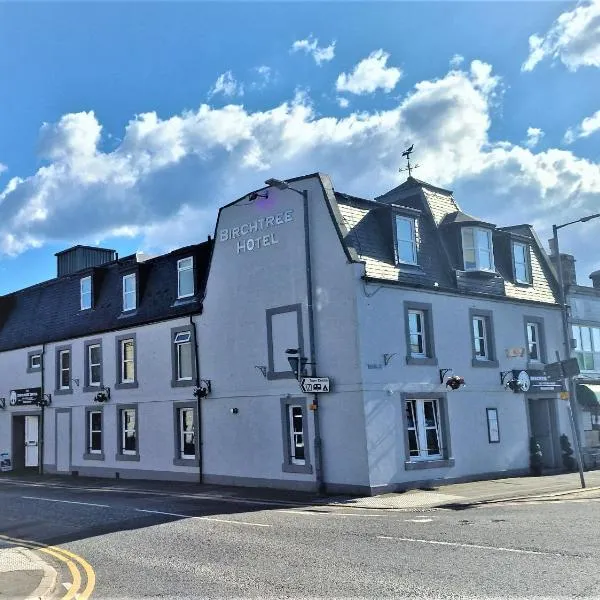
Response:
[590,270,600,290]
[55,245,117,277]
[548,238,577,286]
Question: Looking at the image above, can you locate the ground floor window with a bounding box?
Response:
[288,405,305,465]
[178,408,196,459]
[88,410,102,454]
[405,398,442,460]
[120,408,137,455]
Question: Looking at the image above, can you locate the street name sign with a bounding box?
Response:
[300,377,330,393]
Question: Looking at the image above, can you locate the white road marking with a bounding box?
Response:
[21,496,110,508]
[404,518,434,523]
[377,535,561,556]
[134,508,271,527]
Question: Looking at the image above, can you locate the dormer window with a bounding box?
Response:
[461,227,494,271]
[177,257,194,299]
[396,216,417,265]
[122,273,137,312]
[513,242,531,284]
[80,276,92,310]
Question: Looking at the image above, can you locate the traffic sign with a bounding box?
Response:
[300,377,330,393]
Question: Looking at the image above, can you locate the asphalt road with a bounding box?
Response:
[1,479,599,598]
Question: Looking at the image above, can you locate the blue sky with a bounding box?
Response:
[0,1,599,294]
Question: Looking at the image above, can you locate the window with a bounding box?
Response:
[396,216,417,265]
[470,310,498,367]
[174,331,192,381]
[120,339,135,383]
[486,408,500,443]
[462,227,494,271]
[88,344,101,387]
[280,398,312,474]
[177,257,194,299]
[513,242,530,284]
[28,353,41,371]
[122,273,136,311]
[59,350,70,389]
[472,316,488,360]
[405,399,442,460]
[120,408,137,455]
[88,411,102,454]
[573,325,600,372]
[288,405,305,465]
[408,310,426,358]
[178,408,196,459]
[527,322,540,361]
[80,276,92,310]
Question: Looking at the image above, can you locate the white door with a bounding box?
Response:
[24,416,39,468]
[56,411,71,472]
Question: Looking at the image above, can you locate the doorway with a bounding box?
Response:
[12,414,40,471]
[528,398,559,469]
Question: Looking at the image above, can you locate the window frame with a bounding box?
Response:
[173,402,199,465]
[524,316,546,365]
[88,410,102,454]
[512,241,531,284]
[115,333,138,389]
[80,275,92,311]
[122,273,137,312]
[469,309,498,368]
[461,226,495,272]
[116,405,139,461]
[177,257,195,299]
[88,343,102,387]
[486,408,500,444]
[395,215,418,265]
[84,406,104,460]
[572,323,600,373]
[54,345,73,394]
[280,397,312,474]
[27,350,42,373]
[266,304,304,380]
[170,327,196,388]
[403,301,437,366]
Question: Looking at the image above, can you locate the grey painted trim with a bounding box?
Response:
[280,396,313,474]
[115,333,139,390]
[26,350,43,373]
[400,392,452,465]
[83,338,103,392]
[203,473,317,492]
[170,326,197,388]
[54,344,73,394]
[469,308,499,368]
[404,458,456,470]
[403,301,437,365]
[84,405,105,460]
[54,408,72,472]
[486,407,500,443]
[524,315,547,365]
[266,304,304,380]
[115,403,140,460]
[172,400,200,467]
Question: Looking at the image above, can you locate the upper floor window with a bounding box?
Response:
[174,331,193,381]
[177,257,194,299]
[120,339,136,383]
[80,276,92,310]
[513,242,530,284]
[527,322,541,361]
[396,216,417,265]
[462,227,494,272]
[29,353,42,371]
[472,316,489,360]
[573,325,600,372]
[122,274,137,312]
[88,344,102,387]
[408,310,427,358]
[59,349,71,390]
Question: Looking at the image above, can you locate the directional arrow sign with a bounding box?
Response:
[300,377,330,393]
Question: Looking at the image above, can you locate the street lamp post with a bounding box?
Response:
[552,213,600,489]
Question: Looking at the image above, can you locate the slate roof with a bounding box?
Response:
[0,240,213,352]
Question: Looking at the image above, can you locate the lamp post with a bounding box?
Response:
[552,213,600,489]
[265,178,325,494]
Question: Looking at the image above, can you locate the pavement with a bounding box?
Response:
[0,545,57,600]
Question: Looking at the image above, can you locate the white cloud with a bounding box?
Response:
[291,36,336,66]
[251,65,273,90]
[208,71,244,98]
[522,0,600,72]
[337,97,350,108]
[0,163,7,175]
[525,127,544,148]
[564,109,600,143]
[1,59,599,280]
[336,50,402,95]
[449,54,465,69]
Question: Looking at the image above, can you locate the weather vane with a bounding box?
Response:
[399,144,419,177]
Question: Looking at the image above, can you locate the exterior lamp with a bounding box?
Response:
[285,348,308,381]
[94,386,110,403]
[193,379,212,399]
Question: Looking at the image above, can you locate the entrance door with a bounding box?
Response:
[24,416,39,468]
[56,410,71,473]
[528,398,557,468]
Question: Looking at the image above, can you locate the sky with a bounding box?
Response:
[0,0,599,294]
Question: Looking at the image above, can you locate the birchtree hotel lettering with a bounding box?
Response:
[219,209,295,253]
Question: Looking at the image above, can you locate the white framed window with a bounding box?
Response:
[472,316,489,360]
[80,276,92,310]
[486,408,500,443]
[462,227,494,271]
[120,339,135,383]
[88,411,102,454]
[29,354,42,370]
[177,257,194,299]
[120,408,137,455]
[527,322,540,361]
[396,216,417,265]
[179,408,196,459]
[288,405,305,465]
[122,273,137,312]
[573,325,600,372]
[88,344,101,387]
[174,331,193,381]
[513,242,530,284]
[408,309,427,358]
[59,350,71,389]
[405,399,442,460]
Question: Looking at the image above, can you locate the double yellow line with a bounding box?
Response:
[0,533,95,599]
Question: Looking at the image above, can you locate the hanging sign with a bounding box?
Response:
[300,377,330,393]
[9,388,42,406]
[512,370,564,394]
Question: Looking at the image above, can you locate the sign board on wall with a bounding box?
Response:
[505,347,525,358]
[511,370,564,394]
[0,452,12,472]
[9,388,42,406]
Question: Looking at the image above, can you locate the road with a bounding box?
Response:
[1,479,599,598]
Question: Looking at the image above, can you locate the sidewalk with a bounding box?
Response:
[0,545,57,600]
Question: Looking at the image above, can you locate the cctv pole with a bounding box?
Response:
[552,225,585,488]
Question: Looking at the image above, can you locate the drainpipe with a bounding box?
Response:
[189,315,203,483]
[39,343,46,475]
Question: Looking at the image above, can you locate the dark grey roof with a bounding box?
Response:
[0,240,213,352]
[440,210,496,228]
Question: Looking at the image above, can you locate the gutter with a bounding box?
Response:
[39,342,45,475]
[189,315,203,483]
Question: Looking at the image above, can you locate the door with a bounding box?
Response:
[24,416,39,468]
[56,410,71,473]
[528,398,557,468]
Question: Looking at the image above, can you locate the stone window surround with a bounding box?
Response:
[83,405,105,461]
[54,344,73,395]
[280,396,312,474]
[172,401,200,467]
[266,304,304,380]
[170,325,197,388]
[524,315,547,366]
[83,338,103,392]
[26,349,43,374]
[469,308,499,368]
[403,300,438,366]
[115,333,139,390]
[115,403,140,461]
